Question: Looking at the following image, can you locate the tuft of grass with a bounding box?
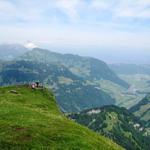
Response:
[0,85,123,150]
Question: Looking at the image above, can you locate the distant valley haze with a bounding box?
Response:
[1,42,150,64]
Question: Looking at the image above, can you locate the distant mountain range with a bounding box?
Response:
[69,105,150,150]
[0,60,115,112]
[0,44,29,60]
[0,44,130,112]
[20,48,129,88]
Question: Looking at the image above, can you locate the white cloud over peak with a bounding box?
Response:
[24,42,38,49]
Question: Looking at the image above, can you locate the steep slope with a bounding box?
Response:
[0,44,29,61]
[69,106,150,150]
[0,85,123,150]
[130,96,150,136]
[0,60,115,112]
[20,48,129,88]
[130,95,150,122]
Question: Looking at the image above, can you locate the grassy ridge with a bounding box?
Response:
[0,86,123,150]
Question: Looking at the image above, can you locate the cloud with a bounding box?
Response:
[0,0,14,12]
[54,0,84,21]
[0,0,150,23]
[91,0,115,11]
[24,42,38,49]
[0,0,17,20]
[0,0,150,51]
[0,23,149,50]
[91,0,150,19]
[113,0,150,18]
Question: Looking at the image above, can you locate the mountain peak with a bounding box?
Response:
[0,44,29,60]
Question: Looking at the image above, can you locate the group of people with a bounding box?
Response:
[31,82,40,89]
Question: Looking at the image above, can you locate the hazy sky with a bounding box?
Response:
[0,0,150,62]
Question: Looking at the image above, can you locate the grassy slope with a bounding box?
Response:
[0,86,123,150]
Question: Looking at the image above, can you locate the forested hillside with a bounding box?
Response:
[69,105,150,150]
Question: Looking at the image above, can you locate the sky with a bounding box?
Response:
[0,0,150,63]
